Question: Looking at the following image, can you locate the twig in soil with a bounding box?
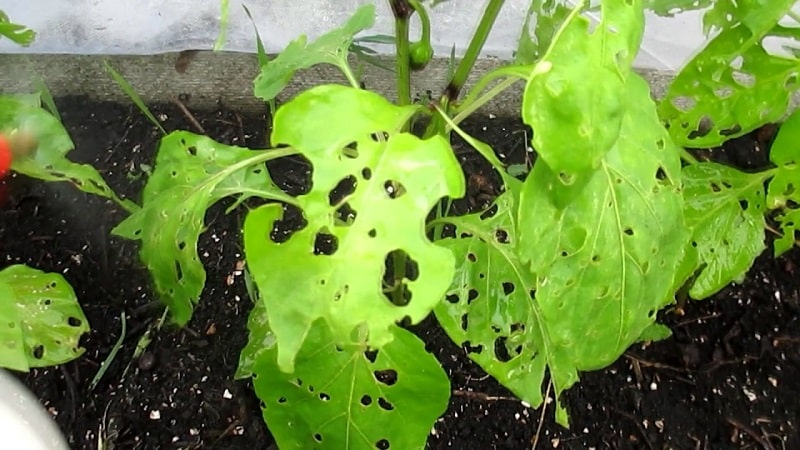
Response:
[725,417,776,450]
[451,390,518,402]
[210,418,243,448]
[170,96,206,134]
[624,353,686,373]
[530,380,551,450]
[609,407,654,450]
[674,312,722,328]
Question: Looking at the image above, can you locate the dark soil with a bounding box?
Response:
[1,97,798,450]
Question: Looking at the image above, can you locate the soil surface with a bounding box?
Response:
[1,97,798,450]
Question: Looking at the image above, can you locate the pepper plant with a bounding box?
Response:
[8,0,800,448]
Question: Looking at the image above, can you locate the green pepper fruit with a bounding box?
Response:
[409,40,434,71]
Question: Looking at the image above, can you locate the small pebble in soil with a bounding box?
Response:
[138,351,156,371]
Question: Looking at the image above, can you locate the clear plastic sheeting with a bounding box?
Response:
[0,0,705,70]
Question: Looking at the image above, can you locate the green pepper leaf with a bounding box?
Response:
[244,85,465,372]
[248,316,449,450]
[254,4,375,102]
[0,12,36,46]
[658,1,800,147]
[0,95,137,212]
[0,265,89,371]
[767,109,800,256]
[112,131,293,325]
[518,74,686,426]
[522,0,645,196]
[681,162,767,298]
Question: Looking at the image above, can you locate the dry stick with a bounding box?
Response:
[624,353,686,373]
[451,390,518,402]
[170,96,206,134]
[609,407,655,450]
[530,380,551,450]
[725,417,775,450]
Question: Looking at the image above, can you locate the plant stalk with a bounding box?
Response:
[444,0,506,103]
[390,0,413,106]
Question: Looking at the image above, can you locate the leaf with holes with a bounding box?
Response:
[112,131,293,325]
[434,185,558,412]
[0,265,89,371]
[248,318,449,450]
[0,95,136,212]
[658,1,800,147]
[253,4,375,102]
[522,0,644,193]
[681,162,767,298]
[243,85,465,372]
[517,74,686,425]
[766,109,800,256]
[515,0,572,65]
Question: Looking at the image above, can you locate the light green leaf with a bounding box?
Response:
[250,318,449,450]
[0,265,89,371]
[518,74,686,425]
[658,1,800,147]
[0,11,35,46]
[515,0,573,64]
[681,162,767,298]
[254,4,375,102]
[112,131,294,325]
[522,0,644,193]
[0,95,137,212]
[767,109,800,256]
[244,85,465,373]
[638,323,673,343]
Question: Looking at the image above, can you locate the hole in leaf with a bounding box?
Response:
[460,313,469,331]
[32,345,44,359]
[720,124,742,136]
[494,336,512,362]
[529,289,536,299]
[361,395,373,406]
[739,199,749,210]
[710,182,722,192]
[502,282,515,295]
[362,167,372,180]
[313,231,339,255]
[495,228,509,244]
[329,175,357,206]
[343,141,359,159]
[335,202,358,225]
[368,229,377,238]
[655,167,668,181]
[480,203,499,220]
[314,433,323,443]
[377,397,394,411]
[467,253,477,263]
[623,228,634,236]
[187,146,198,156]
[270,204,308,243]
[446,294,459,304]
[178,241,186,250]
[174,261,183,281]
[656,139,665,150]
[558,171,575,185]
[384,180,407,199]
[591,254,601,263]
[511,323,525,332]
[687,116,714,139]
[318,393,331,401]
[364,349,378,363]
[376,439,390,449]
[278,397,287,404]
[68,317,82,327]
[371,131,390,142]
[464,341,483,354]
[467,289,479,303]
[374,369,398,386]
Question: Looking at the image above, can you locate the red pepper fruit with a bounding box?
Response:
[0,134,12,178]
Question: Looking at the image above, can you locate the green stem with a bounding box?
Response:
[445,0,506,103]
[451,76,520,126]
[390,0,413,106]
[680,148,698,164]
